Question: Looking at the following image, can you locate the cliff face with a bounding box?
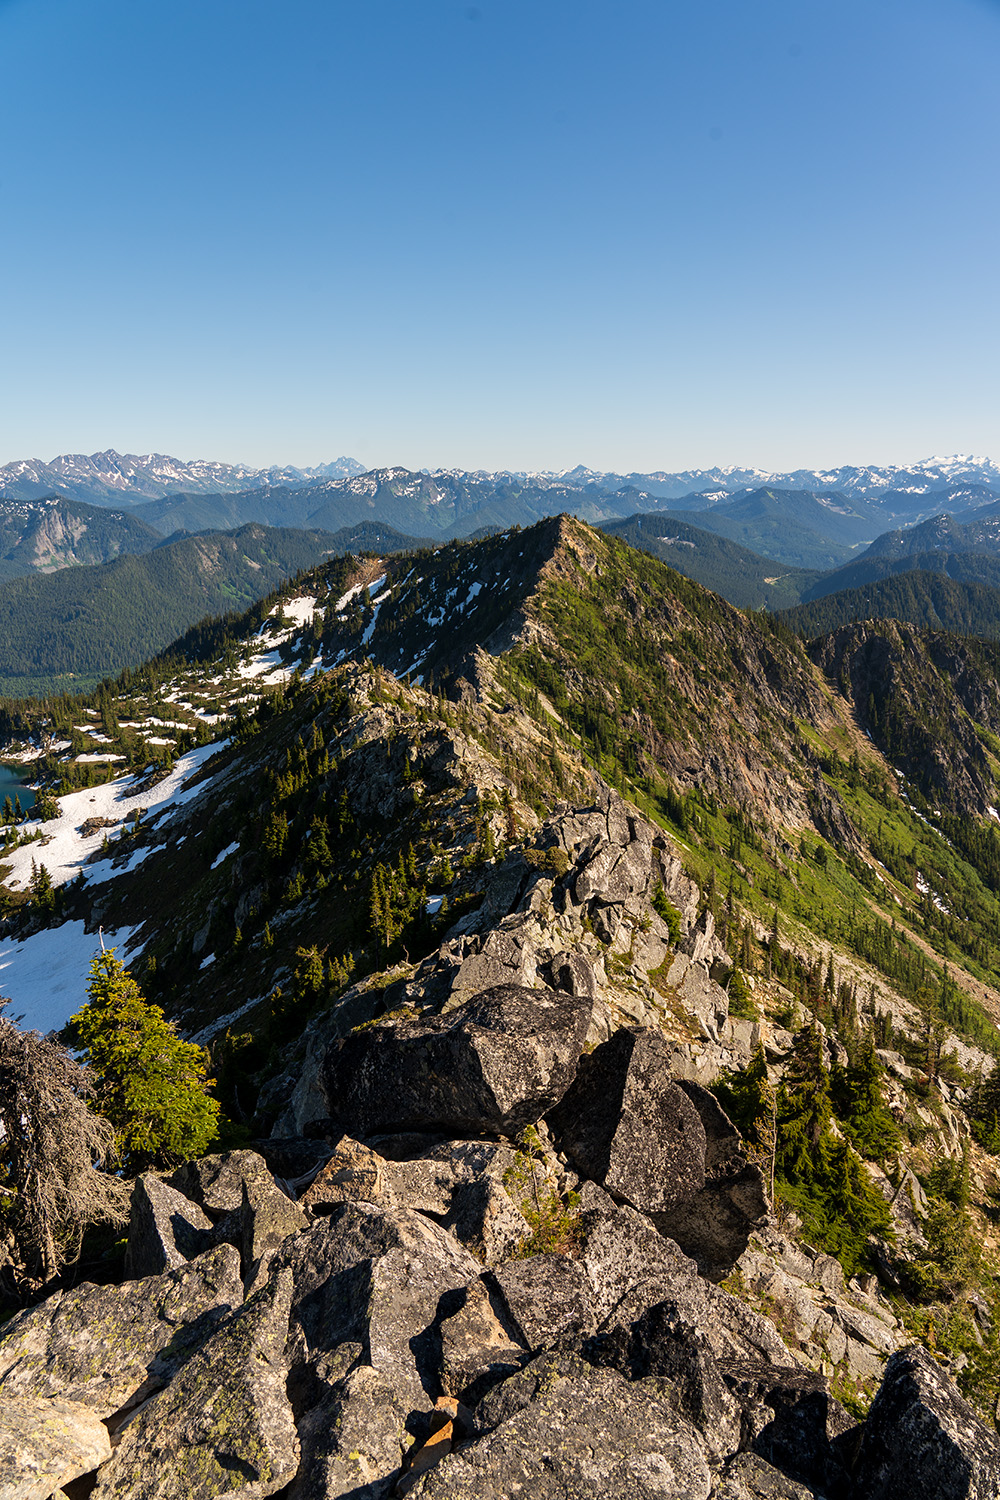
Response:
[809,621,1000,816]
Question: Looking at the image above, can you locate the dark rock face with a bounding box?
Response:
[323,984,592,1139]
[408,1350,713,1499]
[585,1299,743,1465]
[548,1028,707,1213]
[853,1344,1000,1500]
[656,1080,768,1279]
[125,1173,214,1278]
[720,1359,855,1497]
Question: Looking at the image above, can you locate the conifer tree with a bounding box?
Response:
[65,950,219,1172]
[776,1024,832,1182]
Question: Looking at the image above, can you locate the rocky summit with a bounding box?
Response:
[2,515,1000,1495]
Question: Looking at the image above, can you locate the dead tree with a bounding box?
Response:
[0,1000,128,1286]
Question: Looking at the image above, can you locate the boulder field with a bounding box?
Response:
[1,975,997,1499]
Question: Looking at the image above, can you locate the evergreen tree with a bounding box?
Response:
[831,1034,901,1164]
[776,1024,832,1183]
[64,950,219,1172]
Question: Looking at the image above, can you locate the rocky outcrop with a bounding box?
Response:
[0,1396,111,1500]
[0,1110,990,1498]
[323,983,593,1140]
[549,1034,767,1277]
[852,1345,1000,1499]
[125,1172,213,1278]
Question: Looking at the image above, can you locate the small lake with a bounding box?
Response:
[0,764,36,812]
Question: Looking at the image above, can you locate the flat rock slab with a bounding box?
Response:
[549,1028,707,1214]
[91,1270,298,1500]
[0,1396,111,1500]
[853,1344,1000,1500]
[323,984,592,1139]
[407,1350,712,1500]
[0,1244,244,1416]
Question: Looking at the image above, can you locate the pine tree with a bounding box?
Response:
[64,950,219,1173]
[831,1033,901,1163]
[776,1024,832,1182]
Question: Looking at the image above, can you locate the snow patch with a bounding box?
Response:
[0,921,142,1034]
[211,841,239,870]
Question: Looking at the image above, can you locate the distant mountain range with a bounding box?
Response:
[5,448,1000,522]
[0,449,366,505]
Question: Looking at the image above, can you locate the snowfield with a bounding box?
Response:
[0,920,142,1035]
[1,741,230,891]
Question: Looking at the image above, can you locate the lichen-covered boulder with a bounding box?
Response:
[853,1345,1000,1500]
[0,1244,243,1416]
[443,1177,532,1265]
[437,1278,527,1406]
[492,1254,596,1350]
[219,1175,308,1274]
[168,1149,280,1216]
[302,1137,386,1210]
[264,1203,483,1415]
[407,1349,712,1499]
[0,1396,111,1500]
[548,1028,707,1214]
[284,1361,409,1500]
[323,984,592,1139]
[90,1269,299,1500]
[711,1451,816,1499]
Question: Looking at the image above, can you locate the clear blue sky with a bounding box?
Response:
[2,0,999,474]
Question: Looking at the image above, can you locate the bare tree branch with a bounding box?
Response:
[0,999,128,1286]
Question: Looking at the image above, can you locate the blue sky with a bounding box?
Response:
[1,0,999,473]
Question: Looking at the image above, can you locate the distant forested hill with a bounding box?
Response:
[0,525,344,695]
[659,487,878,570]
[598,513,819,608]
[781,569,1000,641]
[800,548,1000,602]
